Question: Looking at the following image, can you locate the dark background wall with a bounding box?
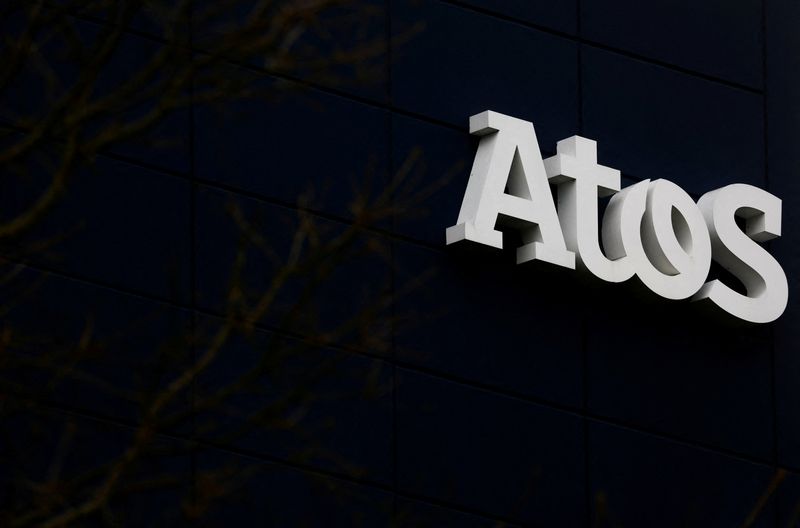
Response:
[2,0,800,526]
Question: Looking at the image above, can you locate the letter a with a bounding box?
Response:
[446,111,575,268]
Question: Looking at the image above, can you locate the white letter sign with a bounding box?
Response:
[545,136,635,283]
[693,184,788,323]
[446,110,788,323]
[445,111,575,268]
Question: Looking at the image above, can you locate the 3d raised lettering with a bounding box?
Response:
[445,111,575,268]
[446,110,788,323]
[693,184,788,323]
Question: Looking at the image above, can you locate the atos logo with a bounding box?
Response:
[447,111,788,323]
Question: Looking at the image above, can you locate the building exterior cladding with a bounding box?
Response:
[2,0,800,526]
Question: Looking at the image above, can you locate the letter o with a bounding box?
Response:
[604,179,712,300]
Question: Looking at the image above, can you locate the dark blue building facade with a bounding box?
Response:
[2,0,800,526]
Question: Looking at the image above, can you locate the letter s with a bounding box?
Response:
[692,184,788,323]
